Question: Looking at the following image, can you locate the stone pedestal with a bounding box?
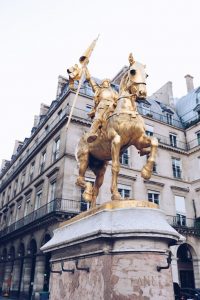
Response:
[41,200,182,300]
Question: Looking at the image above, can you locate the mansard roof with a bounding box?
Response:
[176,87,200,124]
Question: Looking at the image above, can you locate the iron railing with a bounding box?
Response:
[166,215,200,236]
[154,133,187,151]
[0,198,87,238]
[137,106,183,129]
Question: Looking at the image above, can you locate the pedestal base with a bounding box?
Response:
[41,200,182,300]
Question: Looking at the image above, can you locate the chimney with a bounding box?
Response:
[185,74,194,93]
[40,103,49,116]
[56,75,67,98]
[13,140,24,155]
[33,115,40,127]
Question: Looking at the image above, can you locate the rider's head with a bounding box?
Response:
[101,79,110,88]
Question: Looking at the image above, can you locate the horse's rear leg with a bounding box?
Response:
[111,134,122,200]
[135,135,158,180]
[92,162,108,208]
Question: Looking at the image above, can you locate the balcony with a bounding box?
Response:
[137,106,183,129]
[0,198,88,240]
[166,215,200,236]
[154,133,187,151]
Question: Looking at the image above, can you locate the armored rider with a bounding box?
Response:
[85,67,118,143]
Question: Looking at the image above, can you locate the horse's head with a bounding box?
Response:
[120,56,148,100]
[67,64,82,90]
[128,61,147,100]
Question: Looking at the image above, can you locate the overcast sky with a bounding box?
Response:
[0,0,199,162]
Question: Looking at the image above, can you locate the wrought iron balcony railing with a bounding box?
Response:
[154,133,187,151]
[0,198,88,239]
[166,215,200,236]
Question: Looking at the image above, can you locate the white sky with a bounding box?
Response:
[0,0,200,162]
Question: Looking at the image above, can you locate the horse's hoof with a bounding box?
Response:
[111,193,122,201]
[141,167,151,180]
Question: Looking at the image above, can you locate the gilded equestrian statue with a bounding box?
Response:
[68,53,158,207]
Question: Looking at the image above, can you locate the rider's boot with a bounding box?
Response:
[87,119,101,143]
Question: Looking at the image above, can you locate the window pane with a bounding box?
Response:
[175,196,186,214]
[120,149,129,165]
[148,191,159,205]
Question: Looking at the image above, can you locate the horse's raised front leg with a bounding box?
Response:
[135,135,158,180]
[76,151,93,202]
[92,161,108,208]
[111,134,122,200]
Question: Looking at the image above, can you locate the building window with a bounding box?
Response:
[40,151,46,173]
[166,113,173,125]
[148,190,159,205]
[2,192,5,207]
[152,162,157,173]
[48,181,56,202]
[24,197,31,217]
[175,196,186,226]
[172,158,181,178]
[142,103,151,116]
[21,172,26,190]
[16,204,21,221]
[118,184,131,199]
[196,92,200,104]
[45,125,49,133]
[8,211,13,226]
[170,133,177,147]
[120,149,129,166]
[35,189,43,210]
[197,132,200,145]
[7,186,11,202]
[13,179,18,197]
[52,138,60,162]
[146,125,154,136]
[58,109,64,120]
[29,161,35,182]
[86,104,93,112]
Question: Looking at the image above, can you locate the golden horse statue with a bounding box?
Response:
[70,57,158,207]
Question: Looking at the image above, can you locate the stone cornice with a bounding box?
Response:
[16,196,23,202]
[46,167,59,178]
[170,186,189,193]
[144,180,164,187]
[34,179,44,188]
[24,188,33,196]
[119,174,137,181]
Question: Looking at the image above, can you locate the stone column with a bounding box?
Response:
[2,261,12,296]
[10,258,22,297]
[42,200,182,300]
[33,255,46,300]
[0,262,6,293]
[193,258,200,288]
[20,257,32,298]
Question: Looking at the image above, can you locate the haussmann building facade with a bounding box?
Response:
[0,67,200,299]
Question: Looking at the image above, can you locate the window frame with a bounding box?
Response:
[172,158,182,179]
[120,149,129,166]
[148,190,160,205]
[169,133,177,147]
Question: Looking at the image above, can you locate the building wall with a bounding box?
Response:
[0,79,200,297]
